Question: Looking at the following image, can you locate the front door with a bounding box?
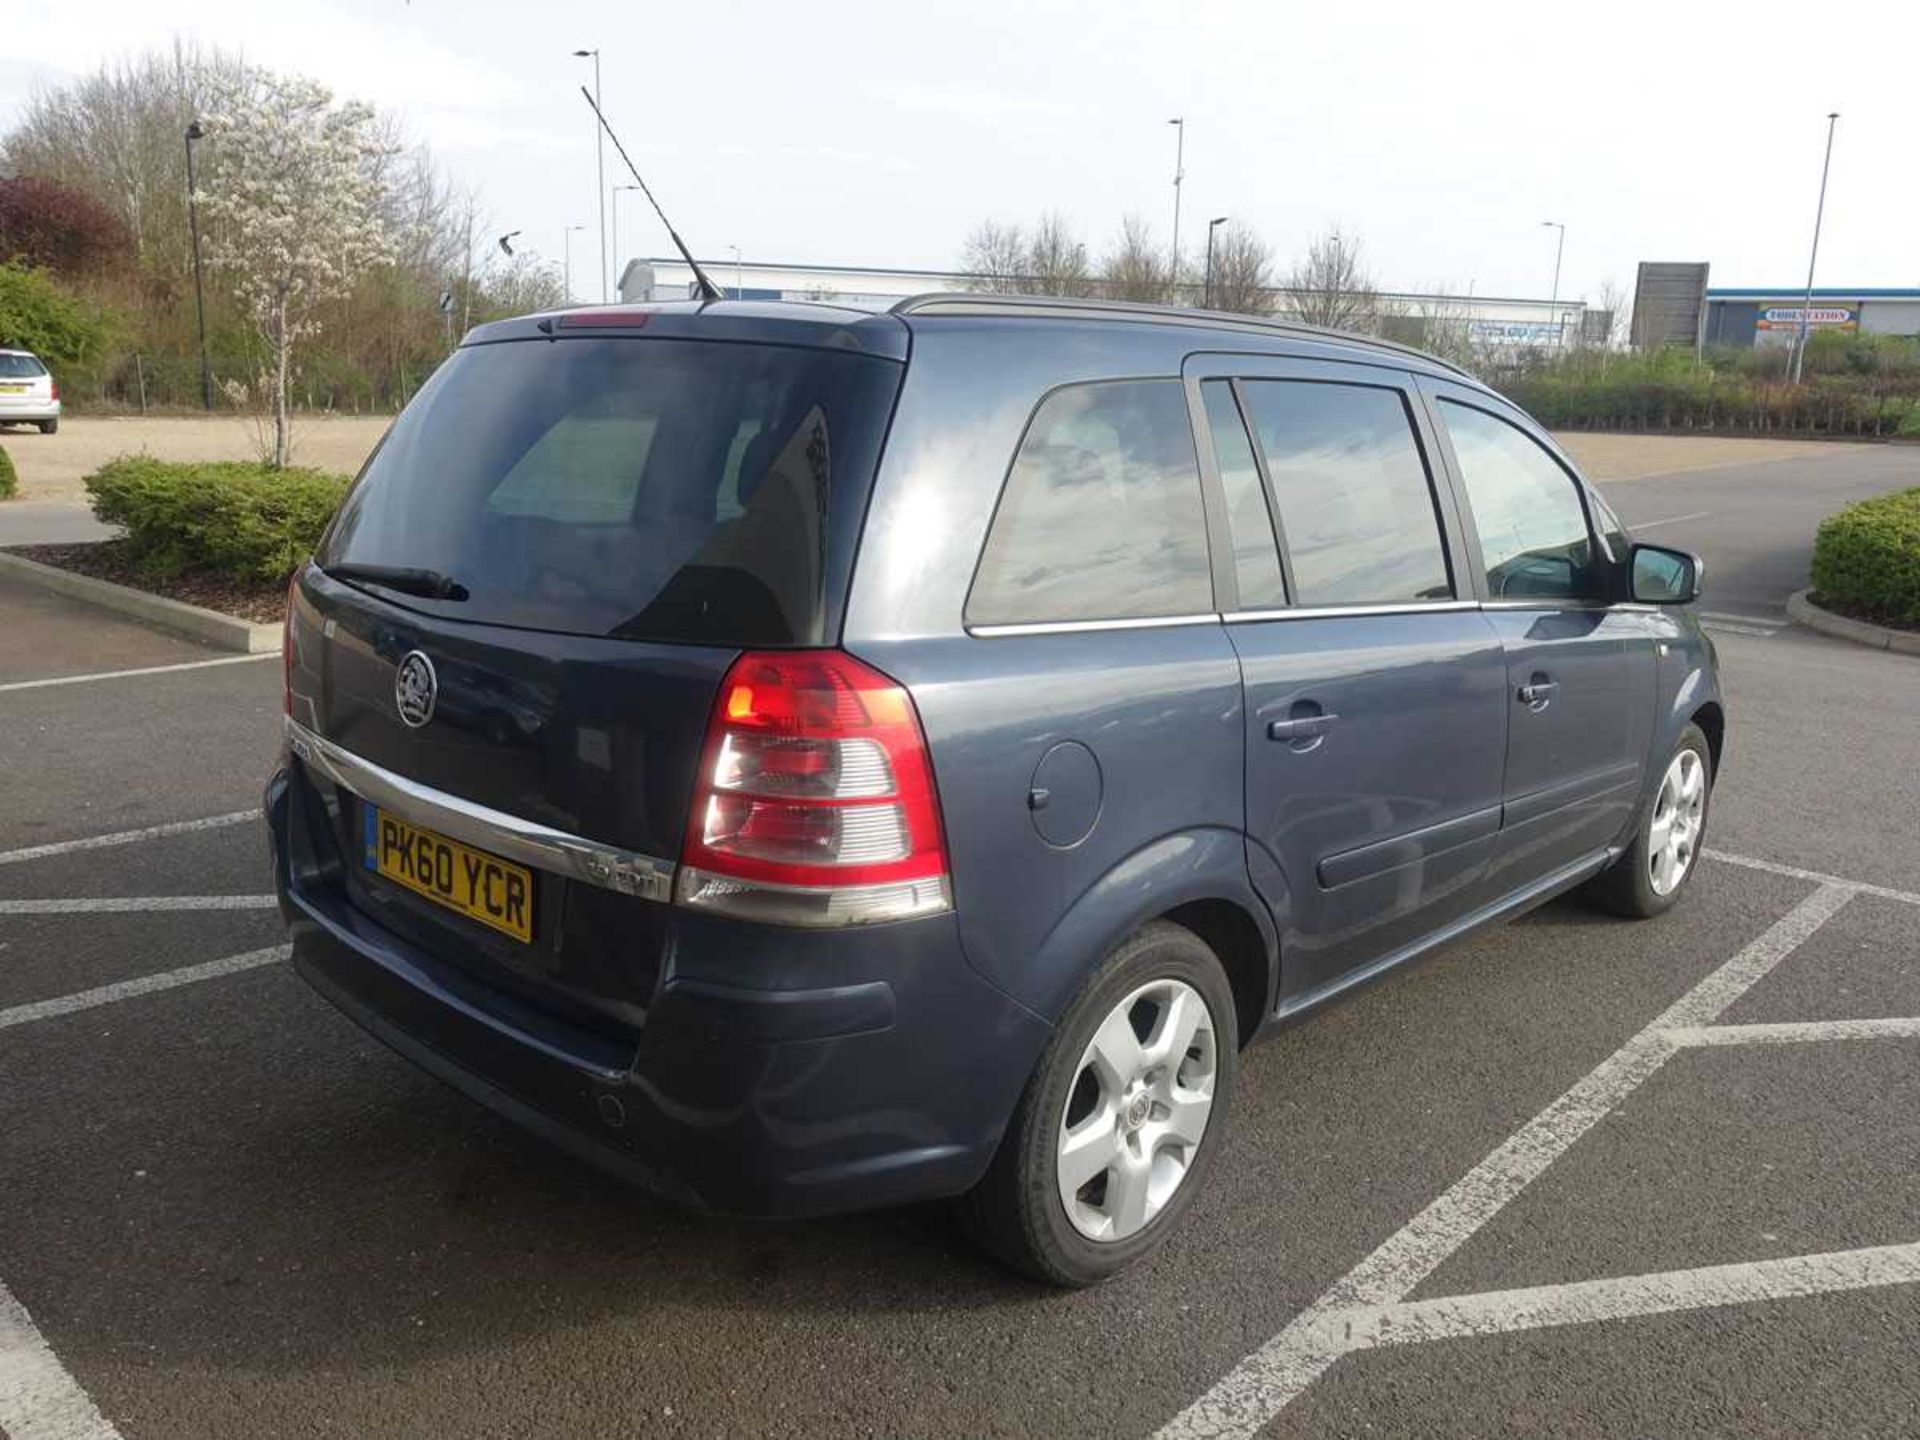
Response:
[1188,357,1510,1004]
[1421,383,1657,888]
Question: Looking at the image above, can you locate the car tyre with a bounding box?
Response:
[38,418,58,435]
[1587,723,1712,919]
[959,921,1238,1287]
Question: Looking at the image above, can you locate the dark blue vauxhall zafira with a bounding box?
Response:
[266,294,1723,1285]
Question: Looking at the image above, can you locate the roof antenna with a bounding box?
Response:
[578,85,722,302]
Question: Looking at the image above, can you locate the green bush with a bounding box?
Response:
[85,457,349,583]
[0,442,15,499]
[1810,487,1920,626]
[0,261,116,374]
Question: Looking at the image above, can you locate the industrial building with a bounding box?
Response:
[617,257,1591,348]
[1703,288,1920,349]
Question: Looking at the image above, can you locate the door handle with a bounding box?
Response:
[1268,713,1340,740]
[1517,680,1558,707]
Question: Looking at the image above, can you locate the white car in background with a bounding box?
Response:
[0,349,60,433]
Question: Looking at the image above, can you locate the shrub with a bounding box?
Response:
[1810,488,1920,626]
[0,261,117,374]
[0,442,15,499]
[85,456,349,583]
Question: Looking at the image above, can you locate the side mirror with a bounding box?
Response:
[1630,543,1702,605]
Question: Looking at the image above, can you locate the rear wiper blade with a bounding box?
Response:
[322,562,469,601]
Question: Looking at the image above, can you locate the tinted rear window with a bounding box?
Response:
[319,338,902,645]
[967,379,1213,627]
[0,354,47,378]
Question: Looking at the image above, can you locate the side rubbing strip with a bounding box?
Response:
[1317,805,1502,890]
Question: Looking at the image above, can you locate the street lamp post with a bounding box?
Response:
[572,49,607,302]
[1541,220,1566,349]
[562,225,586,302]
[1167,117,1185,293]
[1204,215,1229,309]
[1791,111,1841,385]
[729,245,743,299]
[610,184,640,298]
[184,122,213,411]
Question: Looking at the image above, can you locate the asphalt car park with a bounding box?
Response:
[2,444,1917,1438]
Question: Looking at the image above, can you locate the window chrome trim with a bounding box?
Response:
[966,613,1221,638]
[1224,600,1478,623]
[285,718,676,903]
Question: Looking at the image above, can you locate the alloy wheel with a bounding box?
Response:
[1055,977,1218,1242]
[1648,748,1706,897]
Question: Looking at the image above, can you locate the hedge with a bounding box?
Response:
[0,443,15,499]
[1810,487,1920,627]
[85,457,350,584]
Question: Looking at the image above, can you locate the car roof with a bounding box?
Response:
[459,295,1480,387]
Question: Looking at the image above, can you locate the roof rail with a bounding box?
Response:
[887,292,1471,378]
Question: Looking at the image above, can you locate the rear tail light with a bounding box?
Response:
[48,379,59,401]
[282,563,306,717]
[677,651,951,927]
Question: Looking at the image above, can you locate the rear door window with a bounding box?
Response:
[1440,400,1600,601]
[1201,380,1288,610]
[967,379,1214,626]
[319,338,902,646]
[1237,380,1453,606]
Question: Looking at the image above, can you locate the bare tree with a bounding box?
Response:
[1280,226,1380,332]
[959,220,1026,293]
[1594,277,1631,350]
[1206,224,1273,315]
[1026,212,1093,297]
[1101,215,1173,303]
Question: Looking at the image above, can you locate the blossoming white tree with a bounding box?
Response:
[199,70,392,467]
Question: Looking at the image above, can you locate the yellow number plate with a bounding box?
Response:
[364,806,533,942]
[0,384,26,394]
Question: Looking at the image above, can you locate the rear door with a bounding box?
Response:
[1419,380,1657,887]
[289,331,904,1026]
[1189,355,1510,1004]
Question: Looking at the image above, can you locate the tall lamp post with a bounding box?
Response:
[610,184,640,298]
[729,245,743,298]
[572,48,607,302]
[1541,220,1566,349]
[184,122,213,411]
[1204,215,1229,309]
[1167,117,1185,293]
[1791,111,1841,385]
[562,225,586,302]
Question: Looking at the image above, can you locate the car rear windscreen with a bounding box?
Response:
[318,336,903,646]
[0,355,47,378]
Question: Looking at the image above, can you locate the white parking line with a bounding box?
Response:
[1668,1017,1920,1047]
[1700,619,1779,638]
[1308,1242,1920,1352]
[1629,509,1715,532]
[0,1278,120,1440]
[0,895,277,916]
[0,945,288,1032]
[0,812,256,868]
[1706,848,1920,908]
[0,654,275,695]
[1159,883,1854,1439]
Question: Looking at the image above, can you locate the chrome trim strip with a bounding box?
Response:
[285,718,676,903]
[1225,600,1477,623]
[967,613,1220,638]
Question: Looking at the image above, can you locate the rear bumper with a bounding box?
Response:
[266,766,1050,1218]
[0,398,58,421]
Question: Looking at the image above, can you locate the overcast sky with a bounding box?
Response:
[7,0,1917,307]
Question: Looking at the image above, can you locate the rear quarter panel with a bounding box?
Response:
[845,320,1268,1022]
